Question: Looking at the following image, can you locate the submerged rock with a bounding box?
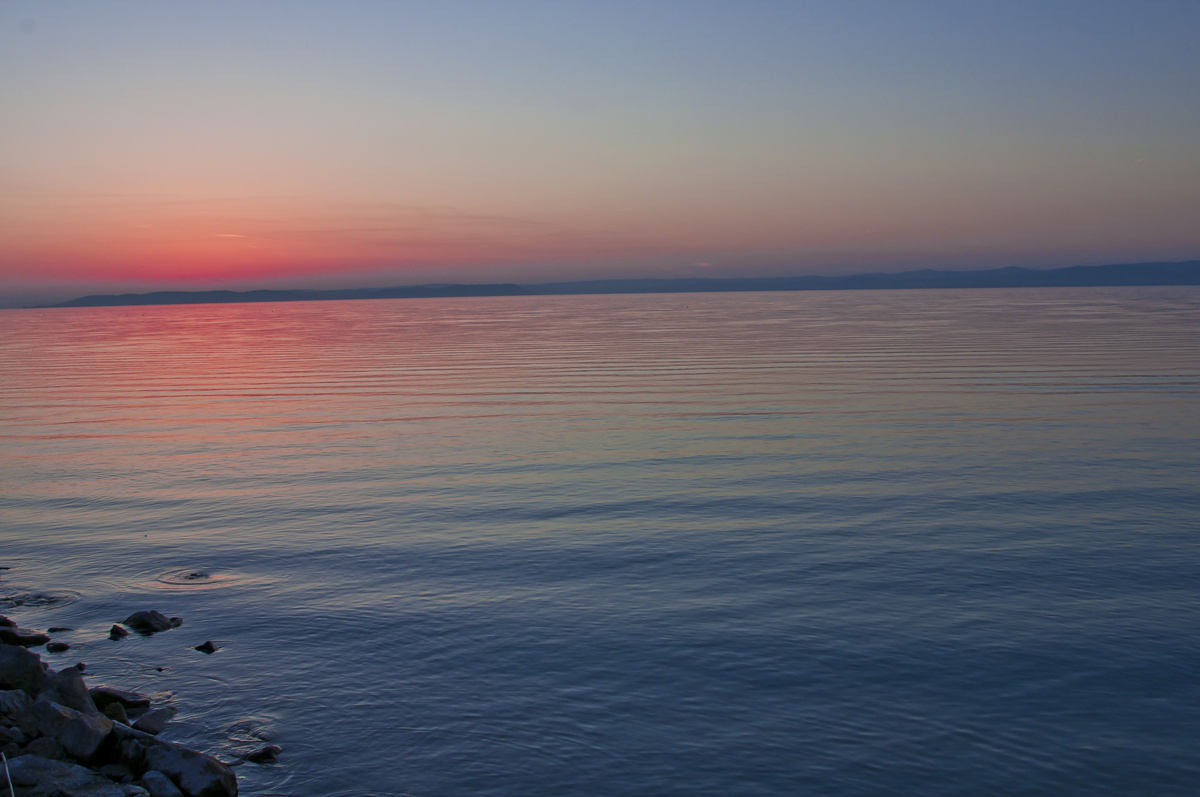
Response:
[243,744,282,764]
[48,626,74,633]
[193,641,219,655]
[47,641,72,653]
[109,625,130,640]
[122,611,175,634]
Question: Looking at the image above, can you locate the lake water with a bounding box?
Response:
[1,288,1198,796]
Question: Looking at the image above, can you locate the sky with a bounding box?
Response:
[2,1,1198,304]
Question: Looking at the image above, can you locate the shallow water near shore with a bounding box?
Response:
[2,287,1199,796]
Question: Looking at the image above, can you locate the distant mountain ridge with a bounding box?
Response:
[50,260,1200,308]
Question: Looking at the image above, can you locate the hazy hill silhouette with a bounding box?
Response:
[51,260,1200,308]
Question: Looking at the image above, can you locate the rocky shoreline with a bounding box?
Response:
[1,609,275,797]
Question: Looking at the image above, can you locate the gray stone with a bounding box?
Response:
[0,644,49,694]
[24,734,64,759]
[121,612,173,634]
[1,687,33,716]
[0,723,26,744]
[141,770,185,797]
[43,667,99,714]
[97,762,134,781]
[7,752,154,795]
[132,707,177,736]
[90,687,151,713]
[6,753,97,790]
[113,724,237,797]
[0,626,51,647]
[104,702,130,724]
[33,700,113,761]
[0,688,39,735]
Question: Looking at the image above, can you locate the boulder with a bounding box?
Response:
[0,615,17,628]
[193,642,218,655]
[7,753,98,790]
[43,666,99,714]
[0,723,26,745]
[24,734,65,759]
[109,625,130,640]
[113,724,237,797]
[104,702,130,724]
[0,688,39,735]
[141,770,185,797]
[48,641,72,653]
[122,612,173,635]
[7,754,151,796]
[133,707,177,736]
[0,626,51,647]
[34,700,114,761]
[90,687,152,713]
[0,643,49,694]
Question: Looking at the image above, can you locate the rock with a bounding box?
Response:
[109,625,130,640]
[7,753,97,790]
[104,702,130,724]
[48,626,74,633]
[0,723,26,745]
[33,700,113,761]
[74,662,87,672]
[132,707,177,736]
[0,689,39,735]
[24,734,64,759]
[112,724,237,797]
[141,770,185,797]
[0,644,48,694]
[0,615,17,627]
[193,642,218,655]
[97,762,134,781]
[0,626,52,647]
[168,618,183,628]
[48,641,72,653]
[243,744,282,764]
[122,612,174,635]
[90,687,152,713]
[7,754,151,796]
[42,666,99,714]
[1,687,34,716]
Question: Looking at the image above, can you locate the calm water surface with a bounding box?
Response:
[1,288,1198,796]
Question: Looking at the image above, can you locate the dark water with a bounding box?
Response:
[1,288,1198,796]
